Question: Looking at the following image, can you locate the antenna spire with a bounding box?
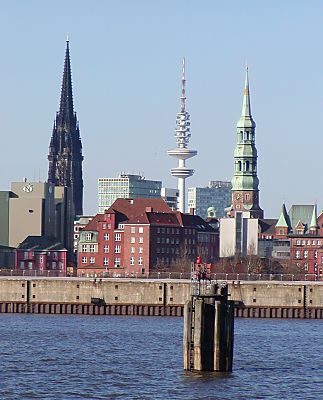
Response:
[181,57,186,113]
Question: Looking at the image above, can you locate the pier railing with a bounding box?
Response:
[0,269,322,281]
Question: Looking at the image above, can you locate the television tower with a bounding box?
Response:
[168,58,197,213]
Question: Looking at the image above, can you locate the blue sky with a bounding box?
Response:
[0,1,322,217]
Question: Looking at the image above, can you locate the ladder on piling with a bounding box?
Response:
[188,298,195,370]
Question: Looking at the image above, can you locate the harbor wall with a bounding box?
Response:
[0,278,322,318]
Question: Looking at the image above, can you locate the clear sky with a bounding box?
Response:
[0,0,323,218]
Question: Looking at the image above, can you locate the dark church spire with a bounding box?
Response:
[48,38,84,216]
[59,38,74,119]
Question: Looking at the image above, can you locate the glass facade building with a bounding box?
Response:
[187,181,232,219]
[98,174,162,213]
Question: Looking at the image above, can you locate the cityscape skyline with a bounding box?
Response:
[1,1,323,218]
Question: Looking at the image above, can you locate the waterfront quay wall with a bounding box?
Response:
[0,278,322,318]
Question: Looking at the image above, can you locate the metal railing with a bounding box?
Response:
[0,269,322,282]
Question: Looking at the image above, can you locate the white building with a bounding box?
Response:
[220,212,259,258]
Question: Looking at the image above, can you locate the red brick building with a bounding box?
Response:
[77,198,218,277]
[274,204,323,277]
[16,236,67,275]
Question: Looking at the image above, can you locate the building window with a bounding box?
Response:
[24,251,28,259]
[304,251,308,259]
[39,256,43,263]
[296,251,300,259]
[130,227,135,233]
[90,244,95,252]
[304,263,308,271]
[157,228,160,234]
[118,224,124,229]
[104,233,109,241]
[102,223,106,229]
[114,258,121,267]
[312,240,316,245]
[20,261,24,269]
[138,257,143,266]
[103,257,109,266]
[90,257,95,264]
[314,251,318,259]
[296,240,300,245]
[139,247,143,253]
[108,224,111,229]
[115,245,121,253]
[115,233,121,241]
[138,227,144,233]
[104,245,109,253]
[82,257,87,264]
[157,238,160,243]
[86,233,92,241]
[130,257,134,265]
[52,261,56,269]
[131,237,135,244]
[245,193,250,201]
[139,237,143,244]
[82,245,87,252]
[131,247,135,254]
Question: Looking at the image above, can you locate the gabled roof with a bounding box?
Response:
[17,236,66,251]
[288,205,316,233]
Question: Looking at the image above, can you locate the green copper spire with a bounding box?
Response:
[310,204,318,228]
[276,203,290,228]
[237,66,256,129]
[231,66,263,218]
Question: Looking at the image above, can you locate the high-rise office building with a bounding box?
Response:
[98,174,162,213]
[188,181,232,218]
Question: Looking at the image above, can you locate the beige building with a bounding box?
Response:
[0,181,75,262]
[8,182,56,248]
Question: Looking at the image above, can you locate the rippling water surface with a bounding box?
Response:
[0,315,322,399]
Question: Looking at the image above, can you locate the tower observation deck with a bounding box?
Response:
[167,59,197,213]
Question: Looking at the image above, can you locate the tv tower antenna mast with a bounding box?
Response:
[168,58,197,213]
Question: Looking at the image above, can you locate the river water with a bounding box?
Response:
[0,315,322,399]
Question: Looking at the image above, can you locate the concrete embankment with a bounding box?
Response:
[0,277,322,318]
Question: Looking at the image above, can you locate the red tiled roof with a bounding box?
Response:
[82,213,104,231]
[108,198,171,220]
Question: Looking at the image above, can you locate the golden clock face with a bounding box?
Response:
[235,193,241,200]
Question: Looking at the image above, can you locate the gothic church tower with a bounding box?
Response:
[231,67,263,218]
[48,39,84,215]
